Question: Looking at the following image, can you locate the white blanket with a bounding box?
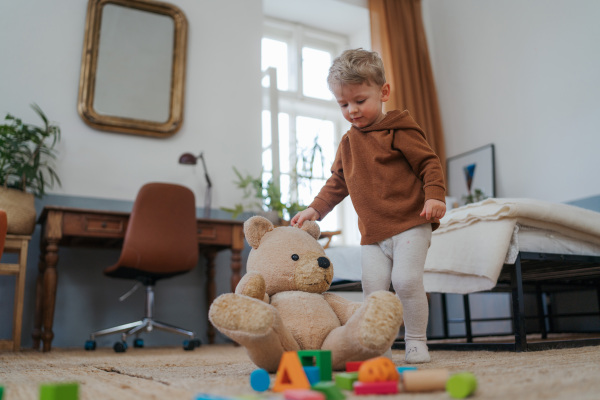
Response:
[423,198,600,294]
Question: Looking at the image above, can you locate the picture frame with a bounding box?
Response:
[446,144,496,207]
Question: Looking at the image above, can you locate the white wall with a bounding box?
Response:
[423,0,600,203]
[0,0,263,208]
[0,0,263,348]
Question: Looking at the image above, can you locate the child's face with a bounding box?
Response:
[332,82,390,129]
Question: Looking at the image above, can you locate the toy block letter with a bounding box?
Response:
[297,350,332,382]
[273,352,311,393]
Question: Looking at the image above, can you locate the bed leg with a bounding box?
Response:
[536,284,548,339]
[463,294,473,343]
[511,254,527,352]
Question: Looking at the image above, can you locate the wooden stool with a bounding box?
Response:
[0,234,30,351]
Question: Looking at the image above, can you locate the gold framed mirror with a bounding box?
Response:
[78,0,187,138]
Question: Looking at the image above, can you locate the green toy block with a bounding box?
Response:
[0,385,4,400]
[40,382,79,400]
[297,350,332,382]
[446,372,477,399]
[311,381,345,400]
[334,372,358,390]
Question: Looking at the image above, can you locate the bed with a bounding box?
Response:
[326,198,600,351]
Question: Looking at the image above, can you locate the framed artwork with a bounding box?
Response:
[446,144,495,207]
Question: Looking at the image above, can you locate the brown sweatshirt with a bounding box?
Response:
[309,110,446,245]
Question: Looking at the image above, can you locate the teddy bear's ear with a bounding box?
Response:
[244,216,274,249]
[301,220,321,240]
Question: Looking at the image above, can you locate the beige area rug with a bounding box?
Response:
[1,344,600,400]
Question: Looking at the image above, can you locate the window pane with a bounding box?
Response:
[262,38,289,90]
[296,116,335,182]
[302,47,332,100]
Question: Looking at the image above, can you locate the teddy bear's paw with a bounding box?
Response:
[359,291,404,350]
[208,293,274,335]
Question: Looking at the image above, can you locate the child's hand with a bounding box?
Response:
[291,207,320,227]
[420,199,446,221]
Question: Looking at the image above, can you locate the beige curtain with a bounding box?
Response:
[370,0,447,179]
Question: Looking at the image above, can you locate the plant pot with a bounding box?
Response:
[0,187,36,235]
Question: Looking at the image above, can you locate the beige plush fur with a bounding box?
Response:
[208,216,403,372]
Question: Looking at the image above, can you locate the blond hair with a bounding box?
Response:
[327,48,386,90]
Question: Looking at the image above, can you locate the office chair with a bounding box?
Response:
[84,182,201,352]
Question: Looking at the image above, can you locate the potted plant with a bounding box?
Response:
[0,104,61,234]
[221,167,305,225]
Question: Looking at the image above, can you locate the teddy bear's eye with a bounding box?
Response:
[291,254,299,261]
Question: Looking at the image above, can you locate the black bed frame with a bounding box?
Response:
[329,251,600,352]
[409,252,600,351]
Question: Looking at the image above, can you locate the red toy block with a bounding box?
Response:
[345,361,363,372]
[273,352,311,393]
[353,381,398,395]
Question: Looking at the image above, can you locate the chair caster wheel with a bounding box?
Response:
[133,338,144,348]
[183,339,200,351]
[84,340,96,351]
[114,341,128,353]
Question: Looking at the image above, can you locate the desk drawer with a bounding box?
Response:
[197,223,233,245]
[62,213,127,238]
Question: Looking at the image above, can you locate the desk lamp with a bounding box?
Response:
[178,152,212,218]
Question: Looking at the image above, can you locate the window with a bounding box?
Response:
[261,19,352,241]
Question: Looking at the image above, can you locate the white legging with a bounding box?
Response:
[360,224,431,342]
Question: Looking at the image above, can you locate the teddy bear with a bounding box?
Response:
[208,215,404,372]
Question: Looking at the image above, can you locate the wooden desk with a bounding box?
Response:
[33,206,245,352]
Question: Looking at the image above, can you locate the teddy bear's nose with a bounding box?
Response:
[317,257,330,269]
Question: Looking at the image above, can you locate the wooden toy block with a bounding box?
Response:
[284,389,326,400]
[357,357,399,383]
[250,368,271,392]
[446,372,477,398]
[297,350,332,382]
[345,361,363,372]
[311,381,346,400]
[39,382,79,400]
[303,366,321,385]
[402,369,449,392]
[273,352,311,393]
[334,372,358,390]
[353,381,398,395]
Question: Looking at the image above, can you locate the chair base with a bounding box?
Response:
[89,284,195,345]
[90,317,194,342]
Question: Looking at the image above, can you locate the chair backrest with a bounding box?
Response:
[0,210,7,257]
[109,182,199,277]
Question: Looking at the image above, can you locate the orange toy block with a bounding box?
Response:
[273,352,311,393]
[357,357,399,383]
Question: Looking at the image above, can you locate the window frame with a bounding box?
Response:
[261,18,352,242]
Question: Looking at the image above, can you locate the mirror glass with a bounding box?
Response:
[78,0,187,138]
